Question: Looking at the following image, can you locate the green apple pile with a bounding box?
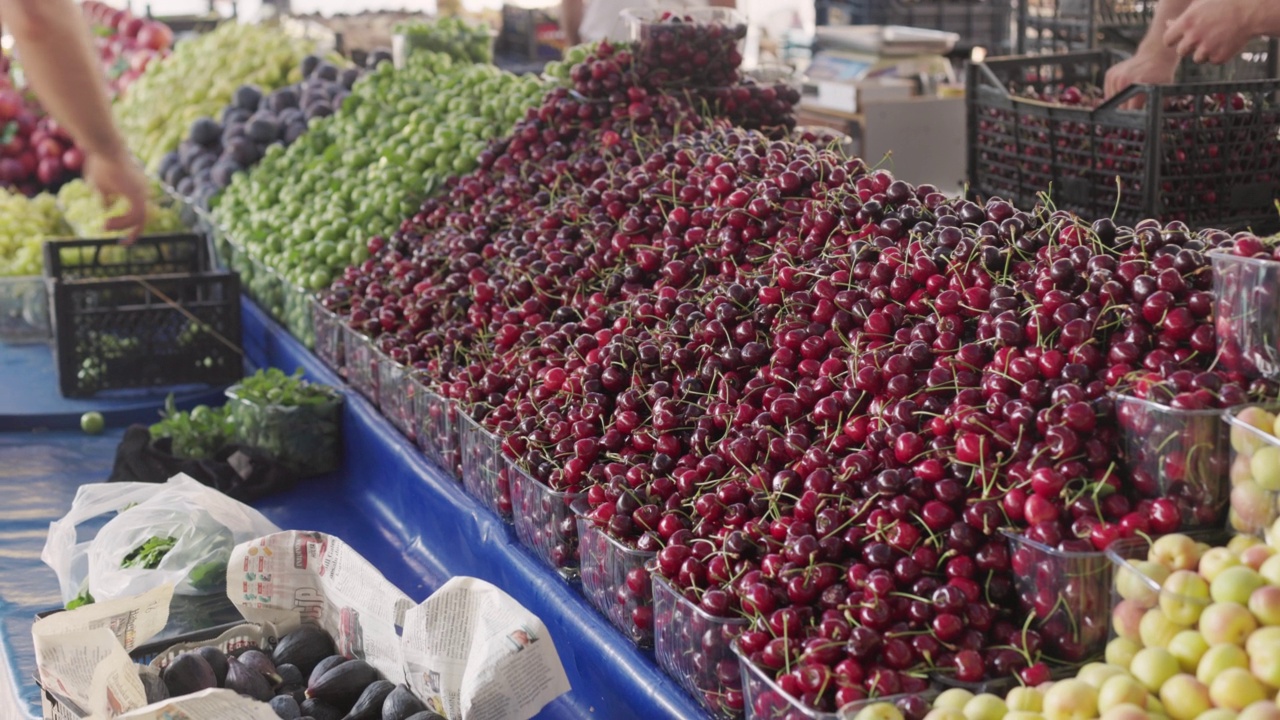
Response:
[0,190,66,276]
[114,22,311,172]
[57,179,184,238]
[926,533,1280,720]
[1228,406,1280,538]
[394,16,494,64]
[214,52,545,292]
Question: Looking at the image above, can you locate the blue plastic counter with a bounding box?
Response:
[0,296,709,720]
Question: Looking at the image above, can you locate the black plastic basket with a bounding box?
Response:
[44,233,209,281]
[816,0,1013,52]
[968,50,1280,231]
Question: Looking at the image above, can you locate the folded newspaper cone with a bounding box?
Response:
[34,530,571,720]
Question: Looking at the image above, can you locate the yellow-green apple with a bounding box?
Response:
[1238,700,1280,720]
[1115,599,1149,642]
[1100,704,1150,720]
[1232,482,1273,535]
[1268,517,1280,548]
[1211,566,1268,605]
[1003,713,1044,720]
[1245,626,1280,688]
[1241,544,1276,570]
[1098,673,1150,712]
[1232,407,1274,453]
[1152,535,1204,572]
[1199,602,1258,646]
[1260,554,1280,585]
[1248,585,1280,626]
[1159,674,1211,720]
[1251,445,1280,492]
[1201,548,1243,583]
[1230,533,1264,555]
[1197,710,1239,720]
[924,710,964,720]
[936,689,975,712]
[1132,648,1181,692]
[963,694,1008,720]
[1119,561,1169,604]
[1141,607,1190,648]
[1107,637,1142,670]
[855,702,905,720]
[1168,629,1209,673]
[1079,663,1129,689]
[1043,679,1099,720]
[1196,644,1250,685]
[1162,571,1212,625]
[1209,667,1267,711]
[1007,688,1043,713]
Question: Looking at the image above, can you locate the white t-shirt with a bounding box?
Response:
[579,0,712,44]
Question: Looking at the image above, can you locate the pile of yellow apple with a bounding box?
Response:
[926,533,1280,720]
[1227,406,1280,538]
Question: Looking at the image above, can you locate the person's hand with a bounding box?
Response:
[82,147,148,244]
[1164,0,1256,65]
[1104,49,1178,108]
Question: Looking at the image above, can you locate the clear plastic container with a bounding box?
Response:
[240,253,286,323]
[572,498,656,646]
[1113,393,1230,530]
[282,280,316,350]
[792,126,856,156]
[224,385,342,478]
[1107,536,1213,645]
[623,7,748,87]
[1004,529,1110,663]
[651,565,750,719]
[736,645,938,720]
[509,461,583,581]
[1211,252,1280,379]
[0,275,50,344]
[311,297,345,375]
[341,324,380,405]
[1223,406,1280,538]
[413,383,462,479]
[459,412,511,519]
[377,359,418,442]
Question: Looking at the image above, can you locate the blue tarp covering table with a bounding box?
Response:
[0,295,709,720]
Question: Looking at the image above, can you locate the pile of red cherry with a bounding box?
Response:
[321,40,1279,718]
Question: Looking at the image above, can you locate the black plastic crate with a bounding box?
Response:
[968,50,1280,231]
[44,233,209,281]
[817,0,1013,52]
[49,272,242,397]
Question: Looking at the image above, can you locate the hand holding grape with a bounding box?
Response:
[83,148,148,244]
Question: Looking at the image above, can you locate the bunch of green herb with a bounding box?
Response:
[149,395,236,460]
[121,535,177,569]
[230,368,340,407]
[228,368,342,477]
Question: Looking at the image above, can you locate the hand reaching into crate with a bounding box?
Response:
[1103,49,1178,107]
[1163,0,1274,65]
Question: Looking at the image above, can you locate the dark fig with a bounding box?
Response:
[271,694,302,720]
[239,649,283,685]
[342,679,393,720]
[309,655,349,687]
[307,659,378,708]
[381,684,426,720]
[194,646,229,687]
[162,652,217,697]
[278,663,304,687]
[403,713,446,720]
[138,666,169,704]
[301,698,345,720]
[273,625,336,677]
[226,656,273,701]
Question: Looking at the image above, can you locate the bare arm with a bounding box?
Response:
[1165,0,1280,64]
[561,0,584,46]
[1104,0,1192,99]
[1,0,147,239]
[708,0,736,7]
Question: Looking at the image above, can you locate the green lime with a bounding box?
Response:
[80,412,105,435]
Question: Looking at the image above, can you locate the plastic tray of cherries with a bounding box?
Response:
[459,412,511,519]
[650,566,750,719]
[1005,528,1115,662]
[508,459,583,581]
[311,297,345,375]
[572,498,657,646]
[1212,239,1280,379]
[339,324,380,405]
[413,383,462,479]
[376,358,417,442]
[622,7,748,88]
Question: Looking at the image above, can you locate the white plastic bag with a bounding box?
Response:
[42,474,280,603]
